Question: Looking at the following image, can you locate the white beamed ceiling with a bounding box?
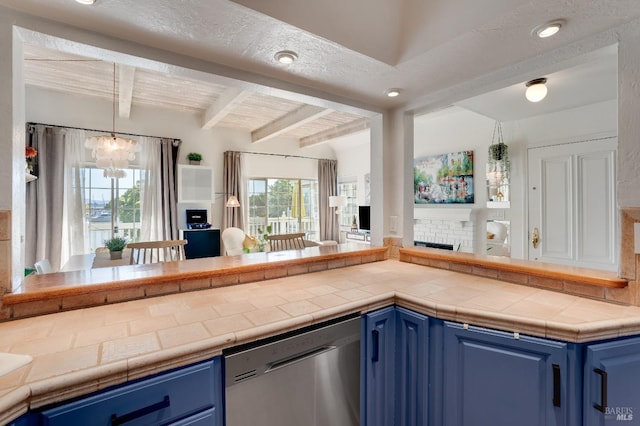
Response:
[23,44,366,145]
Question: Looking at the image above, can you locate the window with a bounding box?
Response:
[338,181,358,227]
[248,178,319,241]
[81,167,143,252]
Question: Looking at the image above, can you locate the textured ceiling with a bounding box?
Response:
[2,0,636,134]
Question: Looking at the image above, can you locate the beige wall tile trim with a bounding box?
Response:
[2,246,387,317]
[0,386,29,426]
[400,247,627,289]
[0,210,10,241]
[29,360,128,409]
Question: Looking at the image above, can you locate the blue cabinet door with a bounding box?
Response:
[441,321,570,426]
[584,336,640,425]
[395,307,429,426]
[183,229,221,259]
[362,306,396,426]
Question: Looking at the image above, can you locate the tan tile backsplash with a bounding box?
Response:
[620,208,640,280]
[0,209,10,297]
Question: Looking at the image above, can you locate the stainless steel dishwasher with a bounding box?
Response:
[224,315,360,426]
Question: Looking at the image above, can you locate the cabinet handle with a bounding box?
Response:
[552,363,561,407]
[594,368,608,413]
[372,329,379,363]
[111,395,170,426]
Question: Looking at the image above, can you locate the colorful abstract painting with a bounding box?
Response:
[414,151,474,204]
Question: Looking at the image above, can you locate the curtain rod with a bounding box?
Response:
[26,122,181,143]
[228,150,330,161]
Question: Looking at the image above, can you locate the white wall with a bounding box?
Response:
[412,100,617,258]
[331,129,371,207]
[508,99,617,147]
[413,107,494,252]
[26,86,336,230]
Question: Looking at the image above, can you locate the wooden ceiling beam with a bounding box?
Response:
[202,88,251,129]
[118,65,136,119]
[252,105,333,143]
[299,117,370,147]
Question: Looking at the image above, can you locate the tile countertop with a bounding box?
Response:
[3,259,640,423]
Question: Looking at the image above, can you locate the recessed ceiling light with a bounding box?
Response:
[385,88,401,97]
[274,50,298,64]
[75,0,96,4]
[533,20,565,38]
[525,78,548,102]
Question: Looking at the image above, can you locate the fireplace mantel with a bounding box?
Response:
[414,207,474,222]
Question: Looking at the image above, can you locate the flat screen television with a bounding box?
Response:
[358,206,371,232]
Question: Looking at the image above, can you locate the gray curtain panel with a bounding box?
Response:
[222,151,244,230]
[318,159,338,241]
[159,138,181,240]
[25,124,181,270]
[25,125,65,270]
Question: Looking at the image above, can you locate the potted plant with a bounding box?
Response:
[104,236,127,260]
[256,225,272,252]
[489,142,507,161]
[187,152,202,165]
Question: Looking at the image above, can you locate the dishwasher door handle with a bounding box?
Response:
[266,345,336,372]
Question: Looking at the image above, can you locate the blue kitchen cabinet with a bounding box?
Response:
[15,357,223,426]
[362,306,397,426]
[439,321,580,426]
[362,306,430,426]
[395,307,430,426]
[584,336,640,425]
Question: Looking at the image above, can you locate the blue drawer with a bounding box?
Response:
[42,358,221,426]
[170,408,219,426]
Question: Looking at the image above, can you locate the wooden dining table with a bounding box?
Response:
[60,249,131,272]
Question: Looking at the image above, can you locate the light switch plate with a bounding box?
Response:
[389,215,398,233]
[635,223,640,254]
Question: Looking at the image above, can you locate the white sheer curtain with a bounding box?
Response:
[139,137,163,242]
[60,128,88,266]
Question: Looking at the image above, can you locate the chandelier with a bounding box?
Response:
[85,63,139,178]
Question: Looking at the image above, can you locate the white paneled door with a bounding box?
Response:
[527,139,617,271]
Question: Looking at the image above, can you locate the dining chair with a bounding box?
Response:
[221,227,246,255]
[266,233,306,252]
[126,240,188,264]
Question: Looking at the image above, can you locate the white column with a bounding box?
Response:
[369,114,384,246]
[0,18,26,292]
[618,26,640,208]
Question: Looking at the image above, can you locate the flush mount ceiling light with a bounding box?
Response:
[274,50,298,64]
[525,78,548,102]
[385,88,401,98]
[532,19,565,38]
[75,0,96,4]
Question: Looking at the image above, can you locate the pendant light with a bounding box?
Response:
[85,63,139,178]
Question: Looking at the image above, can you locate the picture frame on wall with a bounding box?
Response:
[414,150,474,204]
